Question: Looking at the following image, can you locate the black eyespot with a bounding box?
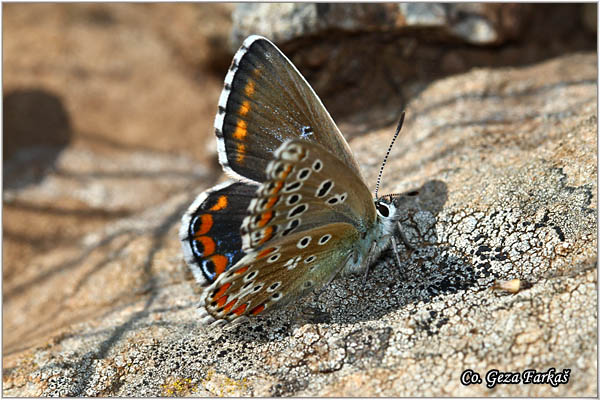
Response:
[298,168,311,180]
[317,181,333,197]
[289,204,307,218]
[253,285,262,292]
[300,237,310,247]
[376,202,390,217]
[313,160,322,171]
[245,270,258,281]
[272,292,281,300]
[243,281,253,290]
[327,197,339,205]
[269,282,280,290]
[284,181,301,192]
[283,219,300,236]
[204,259,217,274]
[287,194,300,205]
[319,234,332,244]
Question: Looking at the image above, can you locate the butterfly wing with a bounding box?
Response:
[179,181,258,285]
[215,35,363,183]
[240,139,376,251]
[198,140,378,323]
[200,223,359,323]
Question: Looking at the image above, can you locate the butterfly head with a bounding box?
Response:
[374,195,402,236]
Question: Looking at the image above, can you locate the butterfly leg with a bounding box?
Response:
[389,235,403,268]
[397,221,414,251]
[361,241,379,287]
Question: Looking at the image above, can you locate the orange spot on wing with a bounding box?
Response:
[252,68,261,77]
[265,195,279,209]
[232,303,248,316]
[250,304,265,315]
[281,165,293,179]
[194,214,213,235]
[195,236,215,256]
[216,295,228,308]
[257,247,276,259]
[211,255,228,275]
[234,265,249,275]
[210,195,228,211]
[223,298,238,313]
[245,80,255,97]
[212,282,232,300]
[237,143,246,162]
[272,181,284,194]
[258,226,273,246]
[257,210,273,228]
[233,119,247,140]
[239,101,250,116]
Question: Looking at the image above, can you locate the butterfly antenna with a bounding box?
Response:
[374,111,405,200]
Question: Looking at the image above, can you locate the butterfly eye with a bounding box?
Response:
[376,202,390,218]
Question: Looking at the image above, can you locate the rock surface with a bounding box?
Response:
[231,4,595,139]
[3,3,597,397]
[232,3,530,46]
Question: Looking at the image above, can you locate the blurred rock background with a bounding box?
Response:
[3,3,597,396]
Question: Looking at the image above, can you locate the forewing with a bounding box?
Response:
[180,181,258,285]
[199,223,359,323]
[214,35,362,183]
[239,139,376,252]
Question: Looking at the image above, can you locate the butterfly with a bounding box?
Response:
[180,35,405,325]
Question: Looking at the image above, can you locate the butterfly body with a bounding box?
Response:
[180,35,403,325]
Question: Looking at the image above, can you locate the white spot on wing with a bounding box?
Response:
[217,86,230,109]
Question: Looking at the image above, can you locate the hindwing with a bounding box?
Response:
[239,140,376,252]
[180,181,258,285]
[200,223,359,323]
